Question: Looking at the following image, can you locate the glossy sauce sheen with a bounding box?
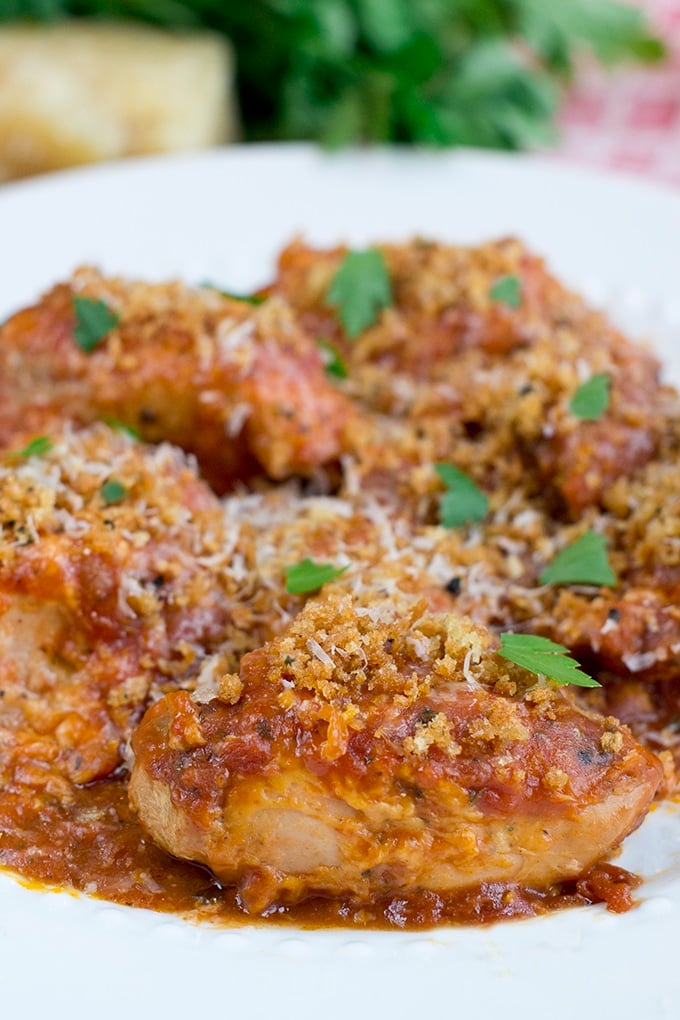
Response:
[0,778,638,926]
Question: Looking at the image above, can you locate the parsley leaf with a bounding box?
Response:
[285,558,348,594]
[102,418,140,440]
[435,463,488,528]
[202,282,265,305]
[326,250,392,338]
[73,296,120,353]
[316,338,348,379]
[10,435,53,460]
[489,275,522,308]
[101,479,127,505]
[569,373,611,420]
[498,632,600,688]
[540,531,616,587]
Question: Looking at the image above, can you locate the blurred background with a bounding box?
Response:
[0,0,677,185]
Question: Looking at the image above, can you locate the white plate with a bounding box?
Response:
[1,146,680,1020]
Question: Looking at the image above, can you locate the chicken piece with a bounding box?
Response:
[545,589,680,684]
[605,448,680,590]
[130,590,661,913]
[0,423,244,796]
[0,268,352,491]
[534,448,680,684]
[274,237,664,516]
[275,236,562,364]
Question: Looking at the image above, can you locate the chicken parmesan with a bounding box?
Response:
[0,236,677,929]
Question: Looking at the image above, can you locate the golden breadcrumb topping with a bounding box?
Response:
[0,234,677,928]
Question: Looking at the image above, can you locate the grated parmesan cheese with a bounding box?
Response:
[307,638,334,667]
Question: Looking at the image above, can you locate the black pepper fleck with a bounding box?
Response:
[256,719,274,741]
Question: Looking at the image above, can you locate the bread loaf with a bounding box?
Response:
[0,21,237,180]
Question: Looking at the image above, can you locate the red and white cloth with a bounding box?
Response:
[557,0,680,186]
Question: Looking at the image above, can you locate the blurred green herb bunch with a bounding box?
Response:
[0,0,665,148]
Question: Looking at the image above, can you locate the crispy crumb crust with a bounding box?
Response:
[131,593,662,910]
[0,424,242,789]
[275,237,665,517]
[0,233,678,923]
[0,269,352,491]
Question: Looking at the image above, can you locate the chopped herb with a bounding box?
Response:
[285,557,348,594]
[326,249,392,338]
[540,531,616,587]
[316,338,348,379]
[569,373,611,421]
[72,296,120,353]
[100,479,127,505]
[9,435,53,460]
[201,282,265,305]
[498,632,600,688]
[435,463,488,528]
[489,275,522,309]
[102,418,140,440]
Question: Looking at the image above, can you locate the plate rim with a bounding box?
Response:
[1,143,679,1020]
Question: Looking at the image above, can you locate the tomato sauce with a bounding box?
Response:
[0,777,639,928]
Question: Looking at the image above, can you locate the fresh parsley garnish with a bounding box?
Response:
[435,463,488,528]
[540,531,616,587]
[489,274,522,309]
[569,373,611,421]
[72,296,120,353]
[10,435,53,460]
[498,632,600,688]
[316,338,348,379]
[202,282,265,305]
[285,558,348,594]
[326,250,392,338]
[100,479,127,505]
[102,418,140,440]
